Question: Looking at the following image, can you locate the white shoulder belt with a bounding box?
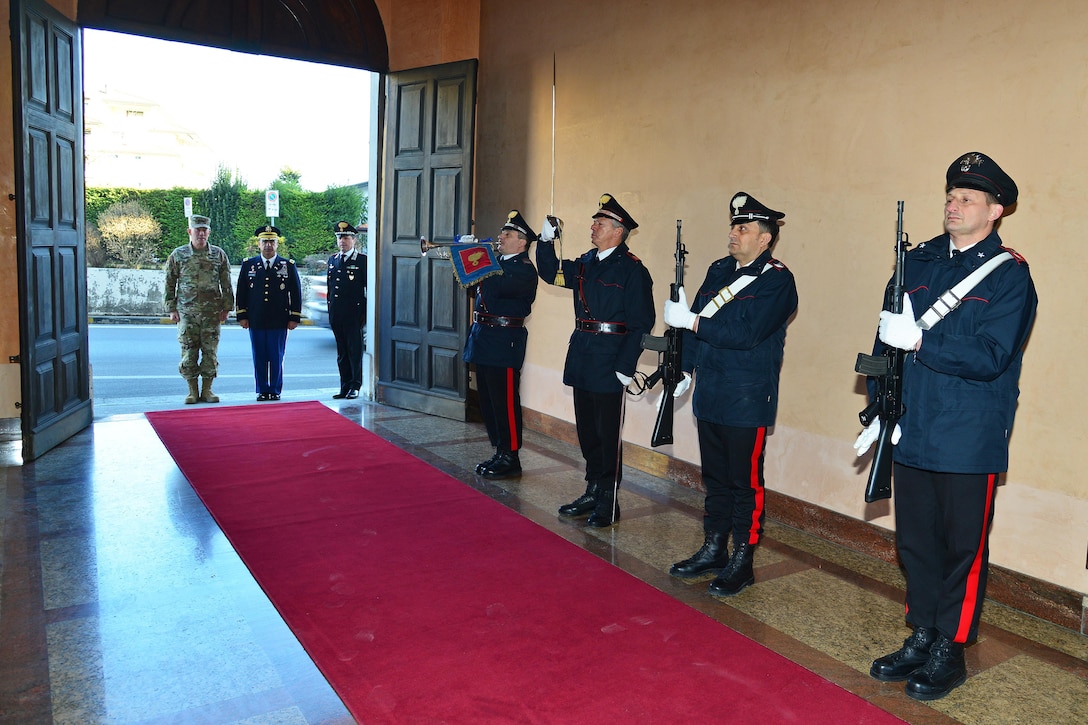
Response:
[917,251,1013,330]
[697,262,774,319]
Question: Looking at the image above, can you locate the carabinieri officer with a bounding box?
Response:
[663,192,798,598]
[536,193,655,527]
[236,225,303,401]
[464,210,539,479]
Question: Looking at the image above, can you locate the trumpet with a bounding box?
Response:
[420,235,496,259]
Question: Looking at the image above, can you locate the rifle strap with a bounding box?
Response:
[697,262,774,319]
[917,251,1013,330]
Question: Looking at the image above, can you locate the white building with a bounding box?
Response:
[84,86,217,189]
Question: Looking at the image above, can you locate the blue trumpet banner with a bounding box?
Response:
[450,243,503,287]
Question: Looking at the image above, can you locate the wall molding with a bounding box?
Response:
[523,407,1084,634]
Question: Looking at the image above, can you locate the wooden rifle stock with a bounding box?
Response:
[855,202,909,502]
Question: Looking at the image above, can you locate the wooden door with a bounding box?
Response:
[376,60,477,420]
[12,0,91,460]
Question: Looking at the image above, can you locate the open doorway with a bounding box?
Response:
[82,30,377,418]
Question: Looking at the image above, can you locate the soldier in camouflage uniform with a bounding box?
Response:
[163,215,235,404]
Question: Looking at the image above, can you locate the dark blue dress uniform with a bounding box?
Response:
[864,153,1037,701]
[881,229,1036,645]
[463,249,538,463]
[684,246,798,547]
[537,241,655,392]
[536,194,655,527]
[327,247,367,396]
[236,250,302,399]
[666,191,796,598]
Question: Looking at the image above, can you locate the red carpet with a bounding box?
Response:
[147,401,901,724]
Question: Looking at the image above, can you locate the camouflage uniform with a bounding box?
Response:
[164,243,234,380]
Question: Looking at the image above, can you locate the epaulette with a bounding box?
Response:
[1000,246,1028,265]
[625,250,642,263]
[767,258,788,271]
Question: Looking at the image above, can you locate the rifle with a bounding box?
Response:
[641,220,687,447]
[854,201,910,502]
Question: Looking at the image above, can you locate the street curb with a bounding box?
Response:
[88,316,319,326]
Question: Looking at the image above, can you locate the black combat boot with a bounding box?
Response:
[905,634,967,701]
[558,481,600,518]
[586,483,620,528]
[870,626,937,682]
[708,541,754,597]
[481,451,521,479]
[669,531,730,578]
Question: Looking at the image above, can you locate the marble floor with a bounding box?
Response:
[1,395,1086,724]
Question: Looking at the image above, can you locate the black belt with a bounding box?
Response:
[576,319,627,335]
[474,312,525,328]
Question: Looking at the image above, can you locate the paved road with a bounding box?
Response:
[90,323,343,419]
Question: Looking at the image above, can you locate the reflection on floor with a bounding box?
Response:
[1,399,1085,724]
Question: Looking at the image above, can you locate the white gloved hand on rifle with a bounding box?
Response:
[655,372,692,414]
[853,420,902,456]
[664,287,698,331]
[878,293,922,351]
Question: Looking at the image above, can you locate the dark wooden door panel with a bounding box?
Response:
[378,61,476,420]
[14,0,91,459]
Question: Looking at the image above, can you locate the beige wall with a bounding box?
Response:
[374,0,480,72]
[0,1,20,419]
[472,0,1088,594]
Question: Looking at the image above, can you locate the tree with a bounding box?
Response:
[199,165,245,261]
[85,222,108,267]
[96,200,163,269]
[273,167,304,192]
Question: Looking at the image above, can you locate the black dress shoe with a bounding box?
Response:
[480,451,521,479]
[558,482,599,518]
[670,531,730,578]
[345,389,358,399]
[475,452,500,475]
[270,394,281,401]
[586,486,620,528]
[257,393,270,401]
[586,503,620,528]
[870,626,937,682]
[708,542,755,597]
[905,635,966,701]
[332,390,348,399]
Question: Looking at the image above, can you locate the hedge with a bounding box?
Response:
[86,176,366,271]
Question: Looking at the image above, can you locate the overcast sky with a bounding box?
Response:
[83,29,374,191]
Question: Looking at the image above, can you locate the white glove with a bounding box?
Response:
[673,372,692,399]
[457,234,477,245]
[655,372,692,414]
[853,420,902,456]
[664,287,698,331]
[539,216,559,243]
[878,293,922,351]
[616,371,632,387]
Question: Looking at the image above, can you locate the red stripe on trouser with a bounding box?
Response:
[505,367,518,451]
[744,426,767,544]
[954,472,997,642]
